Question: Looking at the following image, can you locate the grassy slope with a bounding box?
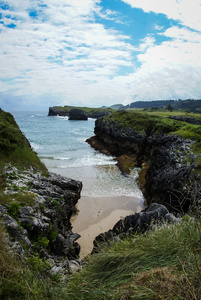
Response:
[0,108,47,175]
[67,214,201,299]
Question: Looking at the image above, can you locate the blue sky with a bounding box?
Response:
[0,0,201,111]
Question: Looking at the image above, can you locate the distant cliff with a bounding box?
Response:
[48,105,112,119]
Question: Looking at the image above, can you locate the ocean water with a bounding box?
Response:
[13,111,143,199]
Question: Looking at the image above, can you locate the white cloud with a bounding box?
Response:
[1,0,201,110]
[119,0,201,103]
[0,0,135,108]
[121,0,201,31]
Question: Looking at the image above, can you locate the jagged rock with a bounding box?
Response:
[3,215,20,236]
[3,214,32,249]
[50,233,80,258]
[92,203,181,254]
[1,165,83,272]
[0,205,7,216]
[68,260,82,274]
[88,116,201,212]
[20,206,34,217]
[68,109,88,120]
[11,242,25,256]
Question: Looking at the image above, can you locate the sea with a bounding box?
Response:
[13,111,143,199]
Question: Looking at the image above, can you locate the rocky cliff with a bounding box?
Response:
[48,106,112,119]
[87,111,201,213]
[0,109,84,278]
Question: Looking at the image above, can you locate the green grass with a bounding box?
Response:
[0,222,72,300]
[66,214,201,299]
[52,105,113,115]
[104,110,182,134]
[104,110,201,171]
[0,109,48,176]
[1,212,201,299]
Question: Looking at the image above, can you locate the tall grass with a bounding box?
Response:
[66,214,201,299]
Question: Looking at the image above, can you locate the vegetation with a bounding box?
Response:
[128,99,201,113]
[104,109,201,170]
[52,105,113,115]
[0,222,71,300]
[1,106,201,299]
[66,212,201,299]
[0,108,47,175]
[1,209,201,299]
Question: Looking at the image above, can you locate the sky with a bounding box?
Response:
[0,0,201,111]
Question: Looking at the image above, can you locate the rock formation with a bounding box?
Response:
[87,113,201,213]
[48,106,112,119]
[0,165,83,276]
[92,203,181,253]
[48,107,69,117]
[68,108,88,120]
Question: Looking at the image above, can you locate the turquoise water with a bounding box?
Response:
[13,111,143,199]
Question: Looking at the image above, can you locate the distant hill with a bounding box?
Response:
[109,104,125,110]
[128,99,201,113]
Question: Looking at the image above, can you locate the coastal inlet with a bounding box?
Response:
[13,111,144,257]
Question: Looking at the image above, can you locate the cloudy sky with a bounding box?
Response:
[0,0,200,111]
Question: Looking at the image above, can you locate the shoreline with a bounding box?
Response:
[72,195,144,258]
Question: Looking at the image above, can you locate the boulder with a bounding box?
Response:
[68,109,88,120]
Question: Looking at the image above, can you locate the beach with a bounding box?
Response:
[72,195,144,258]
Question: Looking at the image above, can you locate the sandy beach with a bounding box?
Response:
[72,195,144,258]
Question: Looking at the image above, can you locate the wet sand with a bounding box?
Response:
[72,195,144,258]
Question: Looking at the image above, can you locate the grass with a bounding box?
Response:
[0,109,48,181]
[0,221,72,299]
[104,109,201,171]
[66,213,201,299]
[1,108,201,299]
[52,105,113,115]
[1,211,201,299]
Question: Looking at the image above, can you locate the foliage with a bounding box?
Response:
[7,201,24,220]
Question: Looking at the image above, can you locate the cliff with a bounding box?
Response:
[0,109,83,295]
[48,105,112,119]
[87,110,201,213]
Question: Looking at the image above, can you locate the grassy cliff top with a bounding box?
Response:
[0,109,47,175]
[104,110,201,145]
[102,109,201,173]
[51,105,113,114]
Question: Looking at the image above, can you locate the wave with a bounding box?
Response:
[71,154,116,168]
[31,142,41,152]
[39,156,55,160]
[55,157,71,161]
